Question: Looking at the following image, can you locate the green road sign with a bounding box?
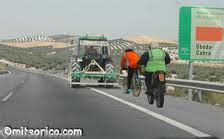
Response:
[179,7,224,61]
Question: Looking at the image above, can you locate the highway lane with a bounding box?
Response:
[0,68,221,138]
[0,68,28,101]
[97,87,224,137]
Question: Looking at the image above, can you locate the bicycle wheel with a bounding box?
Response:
[132,73,141,97]
[155,86,165,108]
[121,77,128,94]
[147,93,154,104]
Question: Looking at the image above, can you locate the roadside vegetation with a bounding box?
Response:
[0,62,8,75]
[168,88,224,107]
[0,44,72,70]
[167,63,224,82]
[0,62,8,70]
[166,63,224,107]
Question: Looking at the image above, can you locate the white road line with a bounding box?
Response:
[49,74,68,81]
[2,92,14,102]
[61,77,68,80]
[89,87,211,137]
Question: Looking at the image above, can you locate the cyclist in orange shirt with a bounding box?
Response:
[120,49,140,94]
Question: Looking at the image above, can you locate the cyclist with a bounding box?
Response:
[138,43,171,103]
[120,49,140,94]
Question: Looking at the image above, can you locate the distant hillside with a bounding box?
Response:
[1,34,78,43]
[126,36,177,45]
[0,34,79,48]
[0,41,69,48]
[48,35,78,42]
[0,35,179,59]
[109,39,149,55]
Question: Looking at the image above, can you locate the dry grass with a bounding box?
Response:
[202,93,224,107]
[167,87,187,98]
[0,63,7,70]
[0,41,68,48]
[168,88,224,107]
[126,35,177,44]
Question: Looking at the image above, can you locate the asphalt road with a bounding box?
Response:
[0,68,223,138]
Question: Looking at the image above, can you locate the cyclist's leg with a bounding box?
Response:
[145,72,153,95]
[127,67,134,92]
[135,68,139,77]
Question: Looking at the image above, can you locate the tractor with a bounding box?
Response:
[69,35,117,87]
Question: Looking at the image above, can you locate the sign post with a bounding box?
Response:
[188,61,193,101]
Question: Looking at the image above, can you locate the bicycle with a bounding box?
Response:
[120,69,142,97]
[146,71,166,108]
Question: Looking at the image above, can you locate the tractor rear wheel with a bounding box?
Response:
[71,59,81,88]
[105,62,115,88]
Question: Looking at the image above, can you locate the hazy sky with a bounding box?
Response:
[0,0,224,40]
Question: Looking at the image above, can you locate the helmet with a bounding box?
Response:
[151,42,160,49]
[125,48,133,52]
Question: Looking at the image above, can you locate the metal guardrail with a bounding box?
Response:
[138,76,224,94]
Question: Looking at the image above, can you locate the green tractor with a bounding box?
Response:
[69,35,118,88]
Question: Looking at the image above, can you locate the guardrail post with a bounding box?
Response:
[188,61,193,101]
[198,90,202,102]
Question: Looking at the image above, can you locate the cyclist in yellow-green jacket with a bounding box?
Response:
[138,43,171,100]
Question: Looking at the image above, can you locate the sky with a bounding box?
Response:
[0,0,224,40]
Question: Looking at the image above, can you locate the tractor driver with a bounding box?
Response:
[86,46,98,55]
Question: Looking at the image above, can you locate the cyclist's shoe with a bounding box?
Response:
[126,89,132,94]
[125,89,129,94]
[147,94,154,104]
